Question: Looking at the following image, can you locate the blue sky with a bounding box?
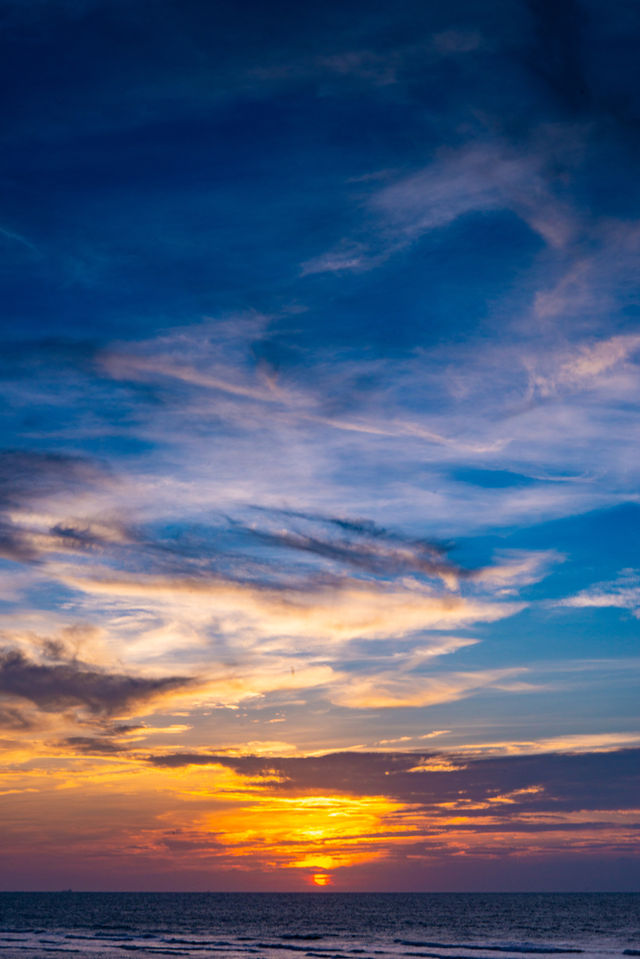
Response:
[0,0,639,890]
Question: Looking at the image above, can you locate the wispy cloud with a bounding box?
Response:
[525,333,640,398]
[241,510,466,587]
[557,569,640,617]
[304,137,578,277]
[0,225,38,253]
[371,142,575,248]
[329,667,529,710]
[454,732,640,756]
[76,312,640,536]
[472,550,563,591]
[300,243,373,276]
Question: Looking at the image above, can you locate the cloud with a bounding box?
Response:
[0,225,38,253]
[306,138,577,278]
[83,307,640,541]
[456,732,640,756]
[0,648,193,720]
[0,449,118,564]
[0,450,108,509]
[101,353,285,405]
[371,144,529,235]
[242,510,465,587]
[62,569,523,643]
[561,335,640,382]
[526,334,640,398]
[0,704,36,731]
[0,469,544,724]
[472,550,563,590]
[59,735,125,755]
[148,746,640,818]
[300,244,373,276]
[0,517,135,565]
[30,298,628,554]
[99,329,489,456]
[329,667,528,709]
[557,569,640,617]
[0,521,39,563]
[0,447,544,724]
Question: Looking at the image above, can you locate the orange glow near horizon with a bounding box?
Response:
[1,754,638,891]
[200,791,412,873]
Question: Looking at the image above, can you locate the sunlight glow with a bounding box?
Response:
[204,792,411,871]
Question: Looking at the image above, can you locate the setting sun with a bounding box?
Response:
[311,873,332,886]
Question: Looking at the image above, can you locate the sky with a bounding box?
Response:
[0,0,639,892]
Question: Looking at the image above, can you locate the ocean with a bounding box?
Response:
[0,893,638,959]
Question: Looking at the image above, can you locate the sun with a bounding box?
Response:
[310,873,332,887]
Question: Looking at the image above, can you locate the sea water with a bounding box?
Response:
[0,893,638,959]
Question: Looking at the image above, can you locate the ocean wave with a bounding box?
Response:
[281,935,327,941]
[395,943,583,954]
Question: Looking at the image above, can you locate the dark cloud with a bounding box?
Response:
[0,450,113,564]
[0,449,154,568]
[21,504,476,598]
[49,523,112,548]
[148,748,640,818]
[242,510,464,584]
[0,648,192,719]
[160,833,224,853]
[107,722,144,735]
[0,518,131,565]
[0,704,36,731]
[0,521,38,563]
[0,449,108,509]
[60,735,125,755]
